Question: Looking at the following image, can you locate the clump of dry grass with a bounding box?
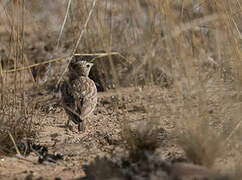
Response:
[121,118,164,155]
[0,70,37,155]
[0,0,38,155]
[178,123,224,167]
[0,112,35,155]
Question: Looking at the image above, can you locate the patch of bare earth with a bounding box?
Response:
[0,86,182,180]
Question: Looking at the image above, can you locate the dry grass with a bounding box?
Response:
[0,0,37,155]
[0,0,242,177]
[121,117,163,155]
[178,123,224,167]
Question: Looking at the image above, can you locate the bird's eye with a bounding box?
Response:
[86,64,90,68]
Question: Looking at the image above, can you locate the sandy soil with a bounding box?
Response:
[0,86,183,180]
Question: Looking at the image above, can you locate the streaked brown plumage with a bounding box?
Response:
[60,55,97,131]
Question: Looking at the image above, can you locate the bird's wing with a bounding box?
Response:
[60,81,82,124]
[72,77,97,119]
[60,80,74,106]
[79,95,97,119]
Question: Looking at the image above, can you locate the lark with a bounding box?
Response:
[60,55,97,132]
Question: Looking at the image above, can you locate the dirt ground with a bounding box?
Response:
[0,87,184,180]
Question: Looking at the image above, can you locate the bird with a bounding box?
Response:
[60,55,97,132]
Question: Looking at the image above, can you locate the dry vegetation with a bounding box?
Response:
[0,0,242,179]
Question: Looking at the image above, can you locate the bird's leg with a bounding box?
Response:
[65,118,74,131]
[78,120,85,132]
[65,118,70,127]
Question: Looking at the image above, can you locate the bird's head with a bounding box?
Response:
[69,55,94,77]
